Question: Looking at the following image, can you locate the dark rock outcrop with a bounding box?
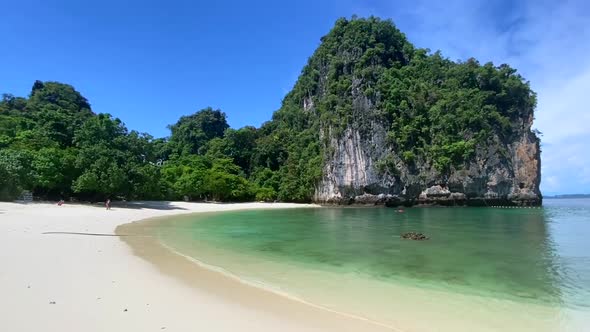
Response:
[401,232,429,240]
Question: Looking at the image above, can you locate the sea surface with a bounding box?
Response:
[147,199,590,331]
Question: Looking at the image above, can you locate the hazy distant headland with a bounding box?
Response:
[545,194,590,199]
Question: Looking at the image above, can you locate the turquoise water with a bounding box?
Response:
[150,199,590,331]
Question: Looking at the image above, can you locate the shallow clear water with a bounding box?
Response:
[150,199,590,331]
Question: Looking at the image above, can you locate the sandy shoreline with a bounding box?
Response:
[0,201,395,332]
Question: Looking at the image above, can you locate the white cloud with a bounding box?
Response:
[543,175,561,194]
[541,134,590,194]
[535,68,590,143]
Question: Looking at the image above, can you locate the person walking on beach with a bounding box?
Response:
[105,198,111,210]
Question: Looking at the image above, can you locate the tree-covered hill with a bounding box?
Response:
[0,17,540,204]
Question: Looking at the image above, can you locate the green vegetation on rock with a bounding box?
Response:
[0,17,537,202]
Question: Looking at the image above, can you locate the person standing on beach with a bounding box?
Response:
[105,199,111,210]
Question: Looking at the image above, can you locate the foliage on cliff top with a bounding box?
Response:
[269,16,536,176]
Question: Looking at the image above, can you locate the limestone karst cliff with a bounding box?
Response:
[271,16,541,206]
[313,110,541,206]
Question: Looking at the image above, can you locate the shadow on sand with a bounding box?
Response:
[112,201,189,211]
[9,200,195,211]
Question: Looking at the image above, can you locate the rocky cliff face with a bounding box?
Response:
[313,102,542,206]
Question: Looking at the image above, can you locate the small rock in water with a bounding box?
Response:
[401,232,429,240]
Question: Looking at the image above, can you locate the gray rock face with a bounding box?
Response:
[313,101,542,207]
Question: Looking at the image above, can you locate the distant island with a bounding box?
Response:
[545,194,590,199]
[0,17,541,206]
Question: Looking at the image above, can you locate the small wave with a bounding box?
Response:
[158,241,406,332]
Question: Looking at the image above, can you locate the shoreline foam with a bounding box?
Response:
[138,232,404,332]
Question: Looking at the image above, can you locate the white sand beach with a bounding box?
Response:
[0,201,397,332]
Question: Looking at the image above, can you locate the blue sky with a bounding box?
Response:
[1,0,588,195]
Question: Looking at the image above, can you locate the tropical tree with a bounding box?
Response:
[168,107,229,155]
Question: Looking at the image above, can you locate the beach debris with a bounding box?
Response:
[49,301,56,304]
[124,309,128,312]
[401,232,429,240]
